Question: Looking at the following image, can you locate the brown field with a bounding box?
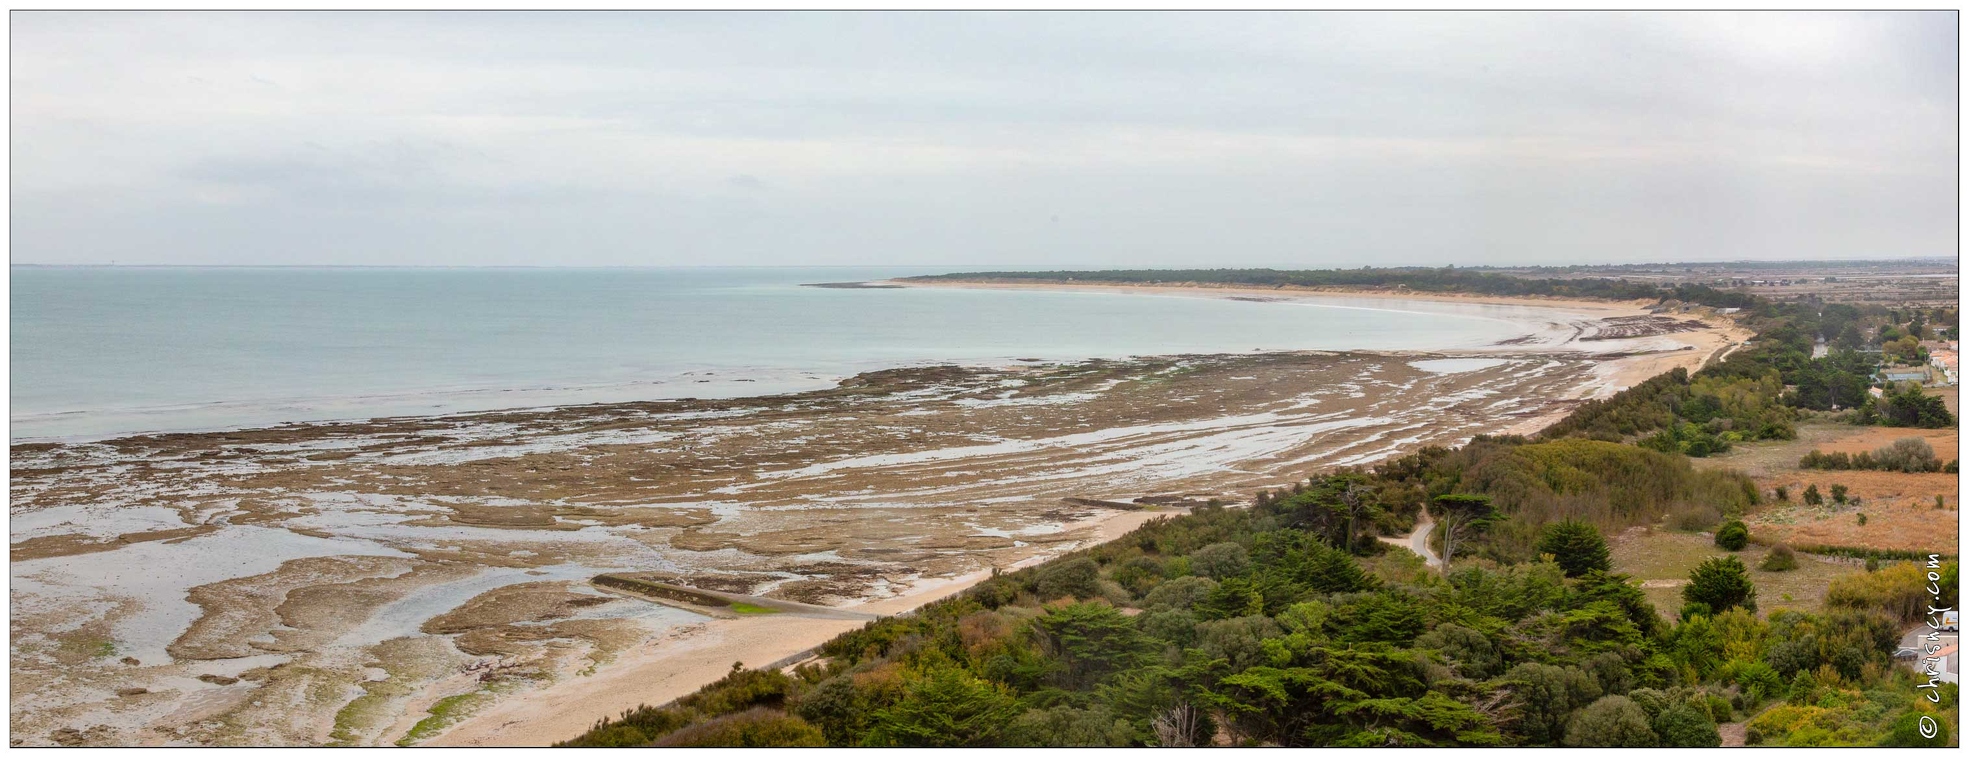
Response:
[1608,527,1865,619]
[1813,425,1958,462]
[1692,418,1959,555]
[1748,471,1958,553]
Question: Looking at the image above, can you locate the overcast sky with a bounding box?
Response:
[10,11,1958,268]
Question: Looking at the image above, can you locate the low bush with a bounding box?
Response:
[1759,544,1799,572]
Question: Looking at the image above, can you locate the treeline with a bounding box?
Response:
[1800,438,1957,474]
[907,268,1677,301]
[1536,367,1797,457]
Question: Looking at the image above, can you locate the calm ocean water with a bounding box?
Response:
[11,266,1544,440]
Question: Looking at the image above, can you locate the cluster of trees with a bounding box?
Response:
[1533,364,1798,457]
[1784,350,1878,412]
[1364,436,1758,560]
[1876,307,1955,365]
[1800,438,1956,474]
[1858,382,1956,429]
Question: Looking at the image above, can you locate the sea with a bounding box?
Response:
[11,266,1552,441]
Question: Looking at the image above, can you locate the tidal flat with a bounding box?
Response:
[10,335,1715,745]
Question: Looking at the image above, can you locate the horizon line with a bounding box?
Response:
[9,257,1959,272]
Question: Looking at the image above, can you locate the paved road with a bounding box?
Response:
[1899,625,1958,678]
[1381,512,1440,568]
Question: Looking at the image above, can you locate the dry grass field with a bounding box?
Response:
[1608,527,1865,620]
[1690,410,1959,555]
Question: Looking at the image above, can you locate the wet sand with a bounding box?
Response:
[9,287,1739,747]
[430,506,1167,747]
[894,278,1749,437]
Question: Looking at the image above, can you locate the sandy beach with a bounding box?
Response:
[889,276,1666,314]
[896,277,1752,390]
[8,284,1746,747]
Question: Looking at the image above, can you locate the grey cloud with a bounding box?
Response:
[9,11,1957,267]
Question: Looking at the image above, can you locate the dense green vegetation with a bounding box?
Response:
[563,499,1951,747]
[562,270,1957,748]
[561,437,1947,747]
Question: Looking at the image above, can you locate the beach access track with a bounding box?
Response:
[1381,512,1441,568]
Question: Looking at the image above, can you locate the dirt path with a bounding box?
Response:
[1381,512,1440,568]
[1719,719,1748,747]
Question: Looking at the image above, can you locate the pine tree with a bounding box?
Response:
[1536,520,1611,578]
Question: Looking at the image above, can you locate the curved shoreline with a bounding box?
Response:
[15,281,1617,445]
[884,276,1665,315]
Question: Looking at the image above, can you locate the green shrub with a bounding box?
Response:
[1881,710,1950,746]
[1033,602,1153,688]
[1000,704,1135,747]
[1564,695,1657,747]
[1141,575,1215,612]
[1036,557,1101,600]
[1683,556,1756,615]
[1734,661,1784,704]
[864,666,1020,747]
[1758,544,1798,572]
[1507,662,1603,745]
[1536,520,1611,578]
[1190,542,1250,579]
[1714,520,1749,551]
[1826,561,1930,622]
[1651,701,1721,747]
[650,708,827,747]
